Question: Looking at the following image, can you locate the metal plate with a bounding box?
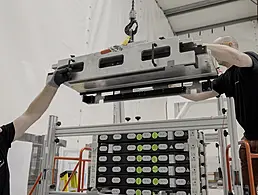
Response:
[48,37,218,94]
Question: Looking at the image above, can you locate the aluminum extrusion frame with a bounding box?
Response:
[38,98,243,195]
[54,116,227,138]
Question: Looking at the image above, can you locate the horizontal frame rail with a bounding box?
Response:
[55,116,227,137]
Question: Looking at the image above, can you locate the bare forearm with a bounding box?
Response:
[13,84,58,139]
[25,84,58,118]
[204,43,251,67]
[13,66,72,140]
[181,91,218,101]
[205,44,238,63]
[181,94,200,101]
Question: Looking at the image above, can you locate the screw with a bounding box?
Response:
[54,138,60,143]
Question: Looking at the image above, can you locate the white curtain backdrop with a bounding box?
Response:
[0,0,173,134]
[0,1,173,194]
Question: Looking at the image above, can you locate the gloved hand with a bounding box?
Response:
[47,66,73,88]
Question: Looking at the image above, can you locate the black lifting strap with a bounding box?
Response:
[124,0,138,42]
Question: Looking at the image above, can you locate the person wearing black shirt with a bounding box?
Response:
[0,66,73,195]
[182,36,258,194]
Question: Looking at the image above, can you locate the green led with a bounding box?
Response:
[136,178,142,185]
[152,156,158,163]
[137,145,143,152]
[152,166,158,173]
[153,178,159,185]
[136,167,142,174]
[136,134,142,140]
[136,189,141,195]
[152,144,158,151]
[137,155,142,162]
[152,132,158,139]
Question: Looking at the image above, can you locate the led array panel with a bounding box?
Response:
[95,130,204,195]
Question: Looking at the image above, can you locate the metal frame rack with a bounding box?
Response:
[36,97,244,195]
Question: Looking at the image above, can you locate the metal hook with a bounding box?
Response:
[124,0,138,42]
[124,19,138,42]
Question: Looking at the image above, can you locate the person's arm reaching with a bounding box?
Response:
[181,91,219,101]
[181,71,229,102]
[204,43,252,67]
[13,85,58,139]
[13,67,72,140]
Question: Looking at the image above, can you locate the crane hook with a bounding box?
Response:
[124,0,138,42]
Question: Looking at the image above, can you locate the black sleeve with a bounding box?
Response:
[239,52,258,76]
[244,51,258,68]
[0,123,16,149]
[212,73,228,95]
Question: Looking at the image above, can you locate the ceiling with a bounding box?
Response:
[156,0,258,35]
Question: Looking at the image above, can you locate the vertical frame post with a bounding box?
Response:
[199,132,208,195]
[189,130,201,195]
[89,135,98,189]
[38,115,58,195]
[113,102,125,124]
[217,97,229,195]
[227,97,243,195]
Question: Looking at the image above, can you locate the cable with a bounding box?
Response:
[131,0,135,11]
[129,0,136,20]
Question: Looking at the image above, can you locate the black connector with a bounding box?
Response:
[135,116,141,121]
[222,108,227,115]
[125,117,131,122]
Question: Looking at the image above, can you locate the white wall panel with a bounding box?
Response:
[1,1,173,194]
[0,0,173,135]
